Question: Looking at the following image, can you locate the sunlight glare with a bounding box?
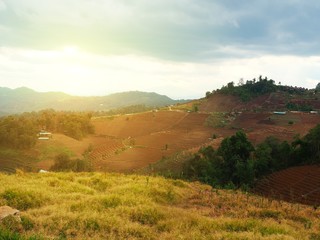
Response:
[62,45,79,55]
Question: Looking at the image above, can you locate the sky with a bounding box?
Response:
[0,0,320,99]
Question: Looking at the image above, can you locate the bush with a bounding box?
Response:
[50,153,92,172]
[1,189,44,210]
[50,153,73,172]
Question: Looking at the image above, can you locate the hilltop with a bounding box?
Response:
[201,77,320,112]
[0,87,186,114]
[0,172,320,239]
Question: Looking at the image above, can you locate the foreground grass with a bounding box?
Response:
[0,172,319,239]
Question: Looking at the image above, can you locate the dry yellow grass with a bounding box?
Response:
[0,172,319,239]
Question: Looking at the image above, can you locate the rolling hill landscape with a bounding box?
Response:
[1,79,320,239]
[2,1,320,239]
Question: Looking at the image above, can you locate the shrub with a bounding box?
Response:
[1,189,45,210]
[50,153,92,172]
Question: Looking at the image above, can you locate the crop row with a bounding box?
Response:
[89,142,124,161]
[255,165,320,206]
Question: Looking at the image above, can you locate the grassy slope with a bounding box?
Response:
[0,173,319,239]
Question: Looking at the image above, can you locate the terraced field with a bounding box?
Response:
[232,112,320,144]
[91,111,215,172]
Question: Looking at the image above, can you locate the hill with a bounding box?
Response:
[0,87,184,114]
[202,77,320,112]
[0,172,319,239]
[200,91,320,113]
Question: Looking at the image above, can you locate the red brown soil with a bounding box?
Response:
[200,94,240,112]
[199,92,287,112]
[231,112,320,145]
[33,111,219,172]
[91,111,218,172]
[255,165,320,206]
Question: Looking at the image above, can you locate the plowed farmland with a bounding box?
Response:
[255,165,320,206]
[34,108,320,173]
[231,112,320,144]
[90,111,216,172]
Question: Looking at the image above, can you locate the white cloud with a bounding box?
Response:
[1,1,320,98]
[0,0,6,11]
[0,47,319,99]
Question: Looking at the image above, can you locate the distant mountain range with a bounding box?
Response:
[0,87,187,115]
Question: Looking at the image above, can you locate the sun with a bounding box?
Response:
[62,45,79,55]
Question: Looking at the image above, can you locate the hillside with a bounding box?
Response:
[1,172,320,239]
[32,111,217,172]
[201,78,320,113]
[0,87,184,114]
[255,165,320,206]
[200,91,320,113]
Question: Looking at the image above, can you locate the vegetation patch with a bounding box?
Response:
[1,189,45,210]
[101,195,122,208]
[130,207,165,225]
[248,209,282,220]
[205,112,228,128]
[258,225,288,236]
[222,220,256,232]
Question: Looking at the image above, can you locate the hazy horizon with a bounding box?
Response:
[1,0,320,99]
[0,85,192,100]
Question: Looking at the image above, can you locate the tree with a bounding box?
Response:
[295,124,320,164]
[227,81,235,89]
[217,131,254,185]
[254,143,273,176]
[192,104,199,112]
[218,131,254,162]
[316,83,320,91]
[50,153,73,172]
[238,78,244,86]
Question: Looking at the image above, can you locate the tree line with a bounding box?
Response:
[206,76,312,102]
[0,110,94,149]
[215,76,278,101]
[183,124,320,188]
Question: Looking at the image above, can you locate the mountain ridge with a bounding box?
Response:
[0,87,187,114]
